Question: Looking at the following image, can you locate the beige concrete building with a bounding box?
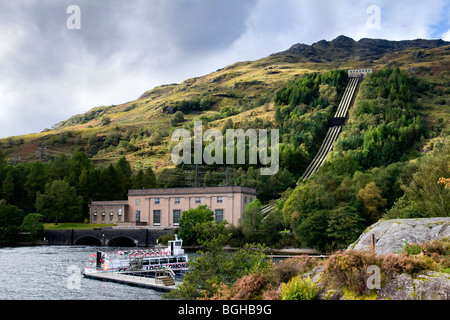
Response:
[89,186,257,228]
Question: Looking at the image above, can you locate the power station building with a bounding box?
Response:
[89,186,257,228]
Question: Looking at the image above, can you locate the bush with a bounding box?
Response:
[381,253,436,275]
[322,249,381,295]
[272,256,320,284]
[281,276,319,300]
[211,272,272,300]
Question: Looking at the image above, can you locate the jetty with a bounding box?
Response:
[83,268,181,292]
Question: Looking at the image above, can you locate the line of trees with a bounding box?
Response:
[0,150,158,244]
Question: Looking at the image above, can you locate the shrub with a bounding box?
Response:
[261,289,282,300]
[381,253,436,276]
[272,256,320,284]
[281,276,319,300]
[322,249,381,295]
[401,241,423,256]
[227,272,272,300]
[422,238,450,272]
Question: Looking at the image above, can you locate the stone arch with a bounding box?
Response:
[107,236,136,247]
[74,236,102,246]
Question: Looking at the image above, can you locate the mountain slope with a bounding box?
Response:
[0,36,449,173]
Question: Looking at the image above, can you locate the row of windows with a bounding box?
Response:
[92,207,225,224]
[135,196,253,205]
[135,209,224,225]
[349,69,372,73]
[92,208,123,222]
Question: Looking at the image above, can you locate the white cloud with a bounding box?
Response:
[443,30,450,41]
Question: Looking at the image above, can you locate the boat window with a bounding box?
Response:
[143,260,149,266]
[178,257,186,263]
[160,258,168,264]
[169,257,177,263]
[175,241,182,247]
[150,259,159,265]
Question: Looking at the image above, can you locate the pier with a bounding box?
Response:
[83,269,181,292]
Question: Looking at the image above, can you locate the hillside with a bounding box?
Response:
[0,36,449,250]
[1,36,448,173]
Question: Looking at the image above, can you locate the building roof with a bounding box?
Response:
[127,186,257,197]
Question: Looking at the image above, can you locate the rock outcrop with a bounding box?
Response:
[348,217,450,255]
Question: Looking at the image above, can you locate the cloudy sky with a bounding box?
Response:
[0,0,449,138]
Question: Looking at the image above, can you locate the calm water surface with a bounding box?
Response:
[0,245,168,300]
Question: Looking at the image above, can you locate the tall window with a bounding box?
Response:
[215,209,224,222]
[118,208,122,222]
[173,210,181,225]
[136,210,141,223]
[109,209,114,222]
[101,209,105,222]
[153,210,161,225]
[93,209,97,222]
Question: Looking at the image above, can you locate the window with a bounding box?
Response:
[217,196,223,203]
[195,197,201,204]
[173,210,181,225]
[136,210,141,223]
[174,197,180,204]
[244,196,247,203]
[135,198,141,205]
[93,209,97,222]
[155,198,160,204]
[109,209,114,222]
[153,210,161,225]
[150,259,159,265]
[215,209,224,222]
[101,209,105,222]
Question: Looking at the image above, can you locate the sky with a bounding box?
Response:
[0,0,449,138]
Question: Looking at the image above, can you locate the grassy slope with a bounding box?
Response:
[1,44,449,173]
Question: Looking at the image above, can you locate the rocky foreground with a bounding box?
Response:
[304,218,450,300]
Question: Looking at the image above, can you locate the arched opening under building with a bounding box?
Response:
[75,236,102,246]
[107,236,136,247]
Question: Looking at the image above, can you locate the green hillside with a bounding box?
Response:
[0,36,449,249]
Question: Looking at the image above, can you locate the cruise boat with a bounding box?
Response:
[84,235,189,274]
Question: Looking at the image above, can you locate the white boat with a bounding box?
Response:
[84,235,189,274]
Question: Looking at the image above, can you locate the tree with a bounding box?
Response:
[240,199,263,242]
[386,139,450,218]
[357,182,387,223]
[283,181,335,228]
[143,167,157,188]
[116,157,132,196]
[36,180,83,223]
[0,200,25,245]
[171,111,185,126]
[166,220,270,300]
[438,162,450,189]
[294,210,330,252]
[101,116,111,126]
[21,213,44,243]
[177,205,214,245]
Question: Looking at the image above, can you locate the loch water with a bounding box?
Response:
[0,245,167,300]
